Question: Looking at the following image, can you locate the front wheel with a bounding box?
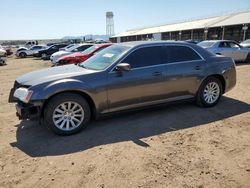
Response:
[44,93,91,135]
[196,77,222,107]
[19,52,27,58]
[41,53,47,59]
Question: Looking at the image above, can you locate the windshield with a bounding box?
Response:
[67,44,79,52]
[241,39,250,44]
[81,45,100,55]
[65,44,75,49]
[80,45,130,70]
[198,41,216,48]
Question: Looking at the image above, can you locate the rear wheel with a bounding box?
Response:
[196,77,222,107]
[41,53,47,59]
[19,52,27,58]
[44,93,91,135]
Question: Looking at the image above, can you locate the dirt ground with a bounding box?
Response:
[0,55,250,188]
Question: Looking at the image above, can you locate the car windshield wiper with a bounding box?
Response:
[76,63,89,69]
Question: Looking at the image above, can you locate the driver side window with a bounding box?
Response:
[122,46,162,69]
[228,42,240,48]
[219,42,229,48]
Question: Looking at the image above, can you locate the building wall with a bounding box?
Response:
[111,24,249,43]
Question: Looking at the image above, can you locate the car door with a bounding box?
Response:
[50,45,59,54]
[162,45,206,98]
[218,42,245,61]
[227,42,248,61]
[28,46,39,55]
[27,46,35,55]
[107,46,168,112]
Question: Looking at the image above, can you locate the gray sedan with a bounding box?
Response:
[198,40,250,63]
[10,41,236,135]
[16,45,47,58]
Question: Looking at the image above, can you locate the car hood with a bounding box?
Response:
[240,43,250,48]
[16,64,96,86]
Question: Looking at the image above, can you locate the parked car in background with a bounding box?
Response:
[16,45,47,58]
[1,46,13,56]
[46,43,56,47]
[16,47,28,52]
[198,40,250,63]
[185,40,200,44]
[240,39,250,48]
[24,41,36,48]
[50,44,93,64]
[0,47,7,65]
[59,44,75,51]
[9,41,236,135]
[55,43,112,66]
[94,39,109,44]
[34,44,69,60]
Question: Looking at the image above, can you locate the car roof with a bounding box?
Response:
[78,43,94,46]
[116,40,198,48]
[95,43,113,47]
[201,40,237,43]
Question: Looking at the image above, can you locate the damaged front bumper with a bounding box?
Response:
[15,102,41,121]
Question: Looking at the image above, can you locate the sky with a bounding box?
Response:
[1,0,250,40]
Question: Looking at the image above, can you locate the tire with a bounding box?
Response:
[44,93,91,135]
[246,53,250,63]
[41,53,47,60]
[196,77,222,107]
[19,52,27,58]
[57,60,68,65]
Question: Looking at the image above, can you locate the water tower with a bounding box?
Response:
[106,12,115,37]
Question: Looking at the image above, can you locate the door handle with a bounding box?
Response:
[152,72,162,76]
[194,66,201,70]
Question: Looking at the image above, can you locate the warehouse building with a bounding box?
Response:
[110,11,250,43]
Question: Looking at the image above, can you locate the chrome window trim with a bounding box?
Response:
[109,44,205,73]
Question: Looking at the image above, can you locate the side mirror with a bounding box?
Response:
[116,63,131,71]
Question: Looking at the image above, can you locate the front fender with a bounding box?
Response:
[30,78,93,102]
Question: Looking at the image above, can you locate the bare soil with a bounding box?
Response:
[0,55,250,188]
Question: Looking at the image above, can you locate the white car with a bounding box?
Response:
[0,46,7,65]
[16,45,47,58]
[240,39,250,48]
[50,44,93,64]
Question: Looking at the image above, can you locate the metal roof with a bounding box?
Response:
[112,11,250,38]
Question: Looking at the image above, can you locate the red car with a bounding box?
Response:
[55,43,112,66]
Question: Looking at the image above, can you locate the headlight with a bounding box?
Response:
[13,88,33,103]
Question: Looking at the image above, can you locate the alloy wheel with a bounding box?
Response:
[52,101,84,131]
[203,82,220,104]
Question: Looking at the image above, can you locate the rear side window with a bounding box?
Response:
[32,46,42,50]
[123,46,162,68]
[163,46,202,63]
[77,45,92,51]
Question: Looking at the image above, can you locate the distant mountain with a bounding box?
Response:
[62,35,109,41]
